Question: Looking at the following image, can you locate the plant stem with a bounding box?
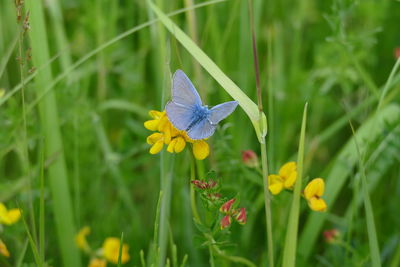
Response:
[260,141,274,266]
[248,0,274,265]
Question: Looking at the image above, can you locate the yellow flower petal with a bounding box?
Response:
[102,237,130,264]
[193,140,209,160]
[0,203,21,225]
[268,175,284,195]
[89,258,107,267]
[6,209,21,224]
[150,140,164,154]
[144,120,159,131]
[75,226,91,251]
[308,197,327,212]
[174,136,186,153]
[0,239,10,258]
[304,178,325,200]
[149,110,164,119]
[167,138,177,153]
[279,162,297,180]
[283,170,297,189]
[146,133,163,145]
[163,125,172,144]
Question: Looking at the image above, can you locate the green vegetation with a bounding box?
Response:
[1,0,399,266]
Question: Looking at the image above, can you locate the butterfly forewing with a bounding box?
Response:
[165,101,194,131]
[209,101,238,124]
[171,70,202,107]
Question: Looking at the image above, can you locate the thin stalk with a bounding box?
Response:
[15,3,38,246]
[248,0,274,265]
[350,122,381,267]
[158,154,175,267]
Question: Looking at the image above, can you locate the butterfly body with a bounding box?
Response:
[166,70,238,140]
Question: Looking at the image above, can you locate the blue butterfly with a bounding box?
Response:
[166,70,238,140]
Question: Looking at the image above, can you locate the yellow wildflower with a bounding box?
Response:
[89,258,107,267]
[268,162,297,195]
[0,239,10,258]
[304,178,327,212]
[102,237,130,264]
[0,203,21,225]
[144,109,210,160]
[75,226,91,252]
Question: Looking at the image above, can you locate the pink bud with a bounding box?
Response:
[395,47,400,59]
[235,208,247,225]
[220,199,236,213]
[220,215,232,229]
[241,150,259,168]
[323,229,340,244]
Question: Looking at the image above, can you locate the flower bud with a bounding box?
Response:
[220,199,236,213]
[220,215,232,229]
[241,150,259,168]
[323,229,340,244]
[235,207,247,225]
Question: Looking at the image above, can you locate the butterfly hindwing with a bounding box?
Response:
[209,101,238,124]
[187,117,216,140]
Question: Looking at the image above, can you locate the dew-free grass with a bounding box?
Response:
[1,0,400,266]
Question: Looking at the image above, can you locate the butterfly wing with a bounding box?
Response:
[171,69,202,106]
[165,101,194,130]
[166,70,203,130]
[187,117,216,140]
[208,101,238,124]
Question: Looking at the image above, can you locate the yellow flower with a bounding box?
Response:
[192,140,209,160]
[0,239,10,258]
[0,203,21,225]
[304,178,327,212]
[89,258,107,267]
[75,226,91,252]
[268,162,297,195]
[144,109,210,160]
[102,237,130,264]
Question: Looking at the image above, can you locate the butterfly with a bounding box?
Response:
[166,70,238,140]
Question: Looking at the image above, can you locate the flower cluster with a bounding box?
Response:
[191,177,247,229]
[268,162,327,212]
[75,226,130,266]
[144,110,210,160]
[0,202,21,258]
[219,199,247,229]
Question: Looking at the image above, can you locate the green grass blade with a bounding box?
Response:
[282,103,308,267]
[117,232,124,267]
[24,1,81,266]
[349,122,381,267]
[148,0,267,142]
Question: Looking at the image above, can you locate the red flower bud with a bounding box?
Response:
[235,208,247,225]
[191,179,218,190]
[220,215,232,229]
[241,150,259,168]
[395,47,400,59]
[220,199,236,213]
[323,229,340,244]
